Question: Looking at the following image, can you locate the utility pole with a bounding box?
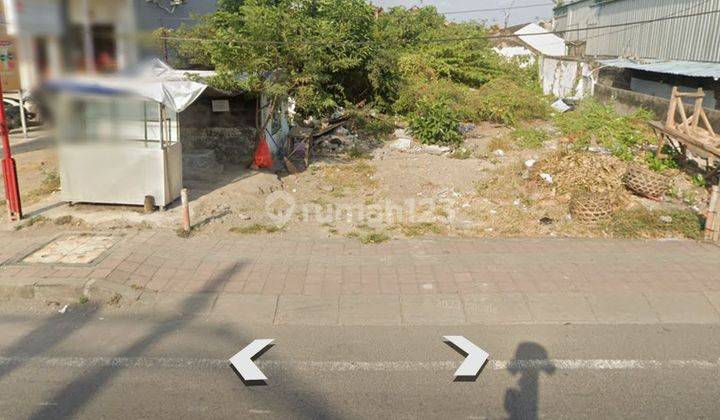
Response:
[163,28,169,63]
[0,77,22,221]
[503,0,518,29]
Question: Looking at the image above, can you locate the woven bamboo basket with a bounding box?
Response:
[570,191,614,224]
[622,165,668,199]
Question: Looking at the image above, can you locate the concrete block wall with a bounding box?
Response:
[179,94,258,165]
[595,84,720,133]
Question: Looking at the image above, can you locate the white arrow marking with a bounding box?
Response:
[229,339,274,381]
[443,335,489,378]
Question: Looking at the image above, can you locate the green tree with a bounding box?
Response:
[173,0,375,122]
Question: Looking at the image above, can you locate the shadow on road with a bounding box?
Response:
[0,306,101,381]
[504,342,556,420]
[24,263,336,419]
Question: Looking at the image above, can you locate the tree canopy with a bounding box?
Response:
[162,0,539,119]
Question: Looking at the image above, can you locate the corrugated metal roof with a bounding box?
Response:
[599,58,720,79]
[555,0,720,63]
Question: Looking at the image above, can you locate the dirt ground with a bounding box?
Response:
[165,120,710,241]
[5,121,710,242]
[0,128,59,207]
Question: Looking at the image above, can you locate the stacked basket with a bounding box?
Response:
[622,165,668,199]
[569,191,614,224]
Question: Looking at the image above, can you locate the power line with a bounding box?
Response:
[158,8,720,46]
[152,3,556,20]
[440,2,554,15]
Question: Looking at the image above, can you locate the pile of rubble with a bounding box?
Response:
[314,126,370,154]
[387,128,452,156]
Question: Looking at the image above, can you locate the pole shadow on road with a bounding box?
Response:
[504,342,556,420]
[17,262,337,419]
[0,305,101,381]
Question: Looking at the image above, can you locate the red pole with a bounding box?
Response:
[0,77,22,221]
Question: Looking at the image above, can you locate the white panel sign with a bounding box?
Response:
[212,99,230,112]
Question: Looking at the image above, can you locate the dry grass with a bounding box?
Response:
[347,230,391,244]
[532,150,629,200]
[317,161,378,192]
[487,136,513,153]
[474,158,528,202]
[599,208,703,240]
[23,171,60,204]
[398,222,446,237]
[229,224,282,234]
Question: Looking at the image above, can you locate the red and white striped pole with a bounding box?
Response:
[0,76,22,221]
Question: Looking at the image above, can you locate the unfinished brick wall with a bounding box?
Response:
[179,94,258,164]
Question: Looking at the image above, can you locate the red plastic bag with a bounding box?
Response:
[253,136,273,169]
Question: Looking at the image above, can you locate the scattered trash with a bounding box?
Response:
[459,123,476,134]
[493,149,505,157]
[237,213,252,221]
[389,138,413,151]
[524,159,536,168]
[543,140,559,150]
[318,184,335,192]
[393,128,408,138]
[540,173,554,184]
[660,215,673,223]
[588,146,611,154]
[513,199,522,206]
[551,99,572,113]
[58,305,68,314]
[421,145,451,156]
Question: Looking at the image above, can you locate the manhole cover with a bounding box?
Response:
[21,234,118,265]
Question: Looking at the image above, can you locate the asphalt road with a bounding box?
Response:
[0,307,719,419]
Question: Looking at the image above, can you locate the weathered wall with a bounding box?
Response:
[179,94,258,165]
[595,84,720,133]
[540,56,593,99]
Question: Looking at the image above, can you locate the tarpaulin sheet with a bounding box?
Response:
[43,59,212,112]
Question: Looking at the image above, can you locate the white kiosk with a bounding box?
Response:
[48,60,210,209]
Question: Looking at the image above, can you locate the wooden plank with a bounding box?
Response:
[665,87,678,129]
[677,100,691,131]
[708,187,719,241]
[648,121,720,159]
[699,109,717,138]
[691,88,703,130]
[675,92,707,98]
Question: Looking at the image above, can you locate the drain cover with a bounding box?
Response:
[22,234,118,265]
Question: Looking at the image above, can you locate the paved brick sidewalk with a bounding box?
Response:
[1,230,719,324]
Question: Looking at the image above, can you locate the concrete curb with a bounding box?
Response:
[0,277,145,303]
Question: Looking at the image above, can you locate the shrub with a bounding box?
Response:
[347,108,395,140]
[408,98,462,146]
[556,100,653,160]
[470,77,551,126]
[394,78,471,117]
[645,145,681,172]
